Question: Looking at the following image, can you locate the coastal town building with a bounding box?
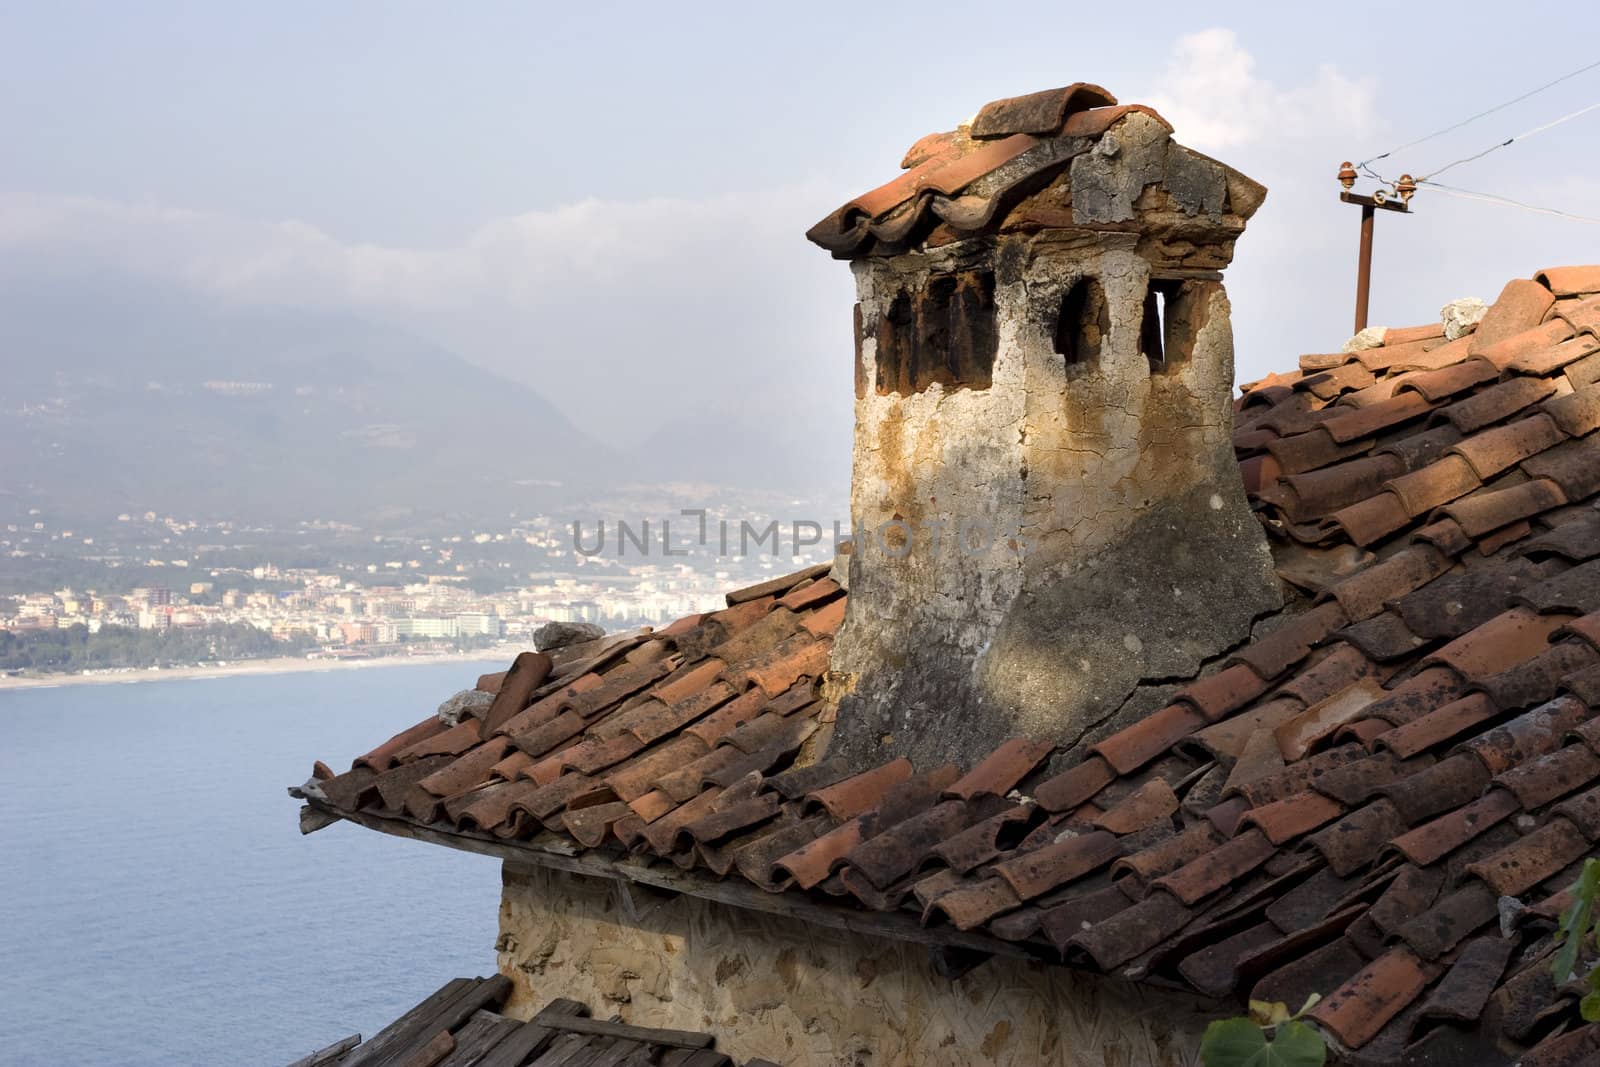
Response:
[289,83,1600,1066]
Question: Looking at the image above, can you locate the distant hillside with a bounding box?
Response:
[0,274,615,523]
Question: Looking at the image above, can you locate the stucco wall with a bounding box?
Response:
[827,159,1281,772]
[496,861,1217,1066]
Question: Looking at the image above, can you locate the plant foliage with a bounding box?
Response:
[1201,996,1326,1067]
[1551,857,1600,1023]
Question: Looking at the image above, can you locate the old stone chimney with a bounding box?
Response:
[806,83,1282,772]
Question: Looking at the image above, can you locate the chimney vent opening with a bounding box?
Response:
[1142,279,1196,374]
[1053,275,1110,376]
[875,272,997,395]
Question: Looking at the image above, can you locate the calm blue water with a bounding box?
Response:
[0,663,508,1067]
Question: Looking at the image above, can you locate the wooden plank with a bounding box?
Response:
[585,1040,645,1067]
[399,1029,455,1067]
[283,1033,361,1067]
[367,976,514,1067]
[337,978,475,1067]
[474,1000,587,1067]
[527,1033,594,1066]
[321,804,1035,962]
[435,1010,521,1067]
[530,1012,713,1051]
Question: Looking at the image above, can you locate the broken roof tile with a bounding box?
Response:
[932,803,1037,873]
[1090,778,1180,834]
[1397,882,1500,960]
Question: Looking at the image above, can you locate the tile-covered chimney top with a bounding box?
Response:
[807,82,1266,262]
[810,83,1282,772]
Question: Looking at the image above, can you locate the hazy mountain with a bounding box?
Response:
[0,274,616,524]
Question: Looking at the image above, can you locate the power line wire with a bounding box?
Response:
[1358,56,1600,168]
[1417,100,1600,183]
[1426,181,1600,226]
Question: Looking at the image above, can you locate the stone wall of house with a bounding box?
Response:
[496,861,1217,1067]
[825,112,1281,773]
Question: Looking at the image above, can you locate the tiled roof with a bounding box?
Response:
[804,82,1263,259]
[299,266,1600,1065]
[290,974,774,1066]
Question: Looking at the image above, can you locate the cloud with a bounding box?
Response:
[1146,28,1380,151]
[0,185,856,450]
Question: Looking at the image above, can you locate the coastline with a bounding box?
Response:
[0,649,512,691]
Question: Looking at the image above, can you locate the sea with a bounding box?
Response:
[0,662,510,1067]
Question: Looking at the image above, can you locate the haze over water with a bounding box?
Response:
[0,663,506,1067]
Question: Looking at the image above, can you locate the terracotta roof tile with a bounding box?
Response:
[1441,478,1567,538]
[1522,436,1600,500]
[1377,692,1499,758]
[1150,827,1276,905]
[924,875,1021,930]
[1327,544,1452,621]
[1448,413,1565,480]
[1388,788,1519,868]
[1477,813,1590,895]
[1304,799,1409,876]
[1536,265,1600,297]
[1175,663,1272,719]
[931,803,1036,873]
[1033,754,1115,812]
[1064,891,1194,971]
[1471,279,1559,357]
[1397,357,1499,402]
[942,737,1054,800]
[1236,791,1344,845]
[1399,881,1502,961]
[1474,319,1575,372]
[1092,704,1207,774]
[1542,383,1600,436]
[1520,1023,1600,1067]
[1309,947,1434,1049]
[1552,780,1600,839]
[1426,607,1569,681]
[991,829,1123,900]
[1090,778,1180,834]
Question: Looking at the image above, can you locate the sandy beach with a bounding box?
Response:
[0,649,513,691]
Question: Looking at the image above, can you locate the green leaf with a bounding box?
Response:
[1201,1018,1327,1067]
[1202,1019,1267,1067]
[1583,992,1600,1024]
[1553,859,1600,983]
[1271,1022,1330,1067]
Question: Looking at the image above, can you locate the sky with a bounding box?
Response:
[2,1,1598,488]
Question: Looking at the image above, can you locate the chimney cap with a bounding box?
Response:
[806,82,1261,259]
